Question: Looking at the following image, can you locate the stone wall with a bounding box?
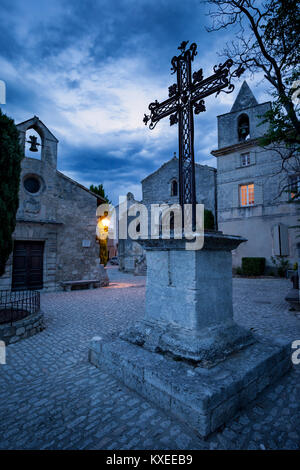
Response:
[0,311,44,345]
[55,172,100,283]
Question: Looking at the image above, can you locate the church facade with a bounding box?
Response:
[212,81,299,269]
[141,154,217,218]
[118,156,217,273]
[0,116,105,291]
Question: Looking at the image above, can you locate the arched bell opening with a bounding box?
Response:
[25,128,42,159]
[238,113,250,141]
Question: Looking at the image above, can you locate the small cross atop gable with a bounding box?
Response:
[230,81,258,113]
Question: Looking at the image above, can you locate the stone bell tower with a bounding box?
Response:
[212,81,298,268]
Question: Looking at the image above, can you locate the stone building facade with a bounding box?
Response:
[212,81,299,269]
[0,116,105,291]
[142,154,217,218]
[118,156,217,273]
[117,192,144,272]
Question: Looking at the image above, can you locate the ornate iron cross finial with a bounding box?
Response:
[143,42,243,227]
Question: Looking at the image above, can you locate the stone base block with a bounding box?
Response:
[89,336,291,437]
[120,319,254,367]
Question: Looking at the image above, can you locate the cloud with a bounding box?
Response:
[0,0,271,205]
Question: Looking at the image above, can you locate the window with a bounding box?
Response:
[171,179,178,196]
[238,114,250,141]
[241,152,251,167]
[289,174,300,200]
[240,183,254,207]
[24,176,41,194]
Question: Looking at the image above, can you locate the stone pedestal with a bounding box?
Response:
[89,232,291,436]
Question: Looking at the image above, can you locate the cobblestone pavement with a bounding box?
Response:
[0,267,299,450]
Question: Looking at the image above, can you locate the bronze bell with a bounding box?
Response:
[28,135,39,152]
[239,123,249,140]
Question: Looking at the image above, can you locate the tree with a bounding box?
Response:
[0,109,23,276]
[205,0,300,176]
[90,183,111,203]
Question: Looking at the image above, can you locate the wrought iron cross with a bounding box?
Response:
[143,41,244,227]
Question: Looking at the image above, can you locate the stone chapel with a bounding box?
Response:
[0,116,105,291]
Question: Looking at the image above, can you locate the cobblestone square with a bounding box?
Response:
[0,267,299,450]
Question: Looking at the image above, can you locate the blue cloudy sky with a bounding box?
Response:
[0,0,270,204]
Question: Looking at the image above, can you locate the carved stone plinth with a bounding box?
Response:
[89,232,291,436]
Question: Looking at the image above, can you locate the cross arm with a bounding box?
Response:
[190,59,244,104]
[143,95,178,129]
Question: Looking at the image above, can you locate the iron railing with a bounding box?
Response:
[0,290,40,325]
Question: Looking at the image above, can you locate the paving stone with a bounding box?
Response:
[0,270,299,450]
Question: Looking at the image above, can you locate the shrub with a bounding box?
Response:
[236,267,242,275]
[242,257,266,276]
[271,255,289,277]
[204,209,215,230]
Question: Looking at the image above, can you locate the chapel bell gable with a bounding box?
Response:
[17,116,58,169]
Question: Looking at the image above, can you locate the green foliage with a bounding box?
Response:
[236,267,242,275]
[204,209,215,230]
[206,0,300,165]
[0,109,23,276]
[99,238,108,266]
[90,184,111,204]
[271,255,290,277]
[250,0,300,152]
[242,257,266,276]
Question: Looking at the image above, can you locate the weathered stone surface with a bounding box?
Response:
[89,335,291,437]
[16,327,25,336]
[99,264,109,287]
[0,116,102,292]
[121,233,251,365]
[0,312,44,345]
[0,271,299,450]
[91,234,294,436]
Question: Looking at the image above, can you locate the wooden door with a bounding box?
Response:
[12,241,44,290]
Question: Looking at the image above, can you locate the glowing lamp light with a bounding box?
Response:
[101,211,110,233]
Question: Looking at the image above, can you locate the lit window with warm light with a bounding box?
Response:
[289,174,300,200]
[240,183,254,207]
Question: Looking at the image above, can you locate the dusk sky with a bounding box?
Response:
[0,0,270,204]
